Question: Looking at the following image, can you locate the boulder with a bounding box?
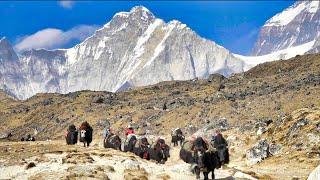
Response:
[307,133,320,145]
[255,117,273,128]
[256,127,267,136]
[269,143,282,155]
[215,118,230,131]
[207,73,225,83]
[193,118,229,138]
[25,162,36,170]
[0,132,12,139]
[287,118,309,137]
[123,159,140,170]
[307,165,320,180]
[92,96,104,103]
[246,139,270,165]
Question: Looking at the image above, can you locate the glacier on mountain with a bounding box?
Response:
[236,40,316,70]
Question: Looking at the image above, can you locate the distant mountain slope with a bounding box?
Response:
[0,6,244,100]
[252,1,320,55]
[1,54,319,180]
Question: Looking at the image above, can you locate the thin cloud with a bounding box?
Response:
[58,1,75,9]
[15,25,100,52]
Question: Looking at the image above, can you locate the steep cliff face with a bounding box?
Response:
[0,6,244,99]
[0,37,26,99]
[252,1,320,55]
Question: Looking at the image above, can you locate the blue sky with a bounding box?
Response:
[0,1,295,55]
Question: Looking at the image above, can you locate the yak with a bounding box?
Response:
[180,138,221,180]
[123,134,137,152]
[148,138,170,164]
[104,134,122,150]
[132,137,150,160]
[79,121,93,147]
[65,124,78,145]
[171,128,185,147]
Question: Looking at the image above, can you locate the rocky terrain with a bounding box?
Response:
[0,52,319,179]
[0,140,262,180]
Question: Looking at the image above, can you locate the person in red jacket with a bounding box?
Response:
[125,125,135,136]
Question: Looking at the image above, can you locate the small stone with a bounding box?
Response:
[257,127,267,136]
[25,162,36,169]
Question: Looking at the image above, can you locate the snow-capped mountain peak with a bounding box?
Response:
[252,0,320,56]
[264,1,319,27]
[0,37,10,49]
[0,6,245,99]
[0,37,19,62]
[113,6,155,23]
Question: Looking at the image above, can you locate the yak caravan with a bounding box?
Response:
[0,1,320,179]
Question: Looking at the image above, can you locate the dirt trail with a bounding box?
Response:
[0,140,257,180]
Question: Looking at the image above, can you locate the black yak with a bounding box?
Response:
[65,124,78,145]
[79,121,93,147]
[149,138,170,164]
[171,128,185,147]
[180,138,221,180]
[103,134,122,150]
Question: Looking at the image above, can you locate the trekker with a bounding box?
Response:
[125,125,135,137]
[103,127,111,138]
[103,127,112,143]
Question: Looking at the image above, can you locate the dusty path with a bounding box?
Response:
[0,140,256,180]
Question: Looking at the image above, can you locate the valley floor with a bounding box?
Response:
[0,140,246,180]
[0,139,316,180]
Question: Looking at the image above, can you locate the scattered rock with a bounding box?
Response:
[226,135,238,142]
[207,73,225,83]
[215,118,230,131]
[62,153,94,164]
[64,91,81,99]
[41,98,54,106]
[246,139,270,165]
[0,132,12,139]
[256,127,267,136]
[307,133,320,145]
[287,118,309,137]
[194,118,229,138]
[269,143,282,155]
[26,162,36,169]
[255,117,273,128]
[124,167,148,180]
[238,123,254,132]
[92,96,104,103]
[96,119,110,128]
[123,159,140,170]
[66,165,110,179]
